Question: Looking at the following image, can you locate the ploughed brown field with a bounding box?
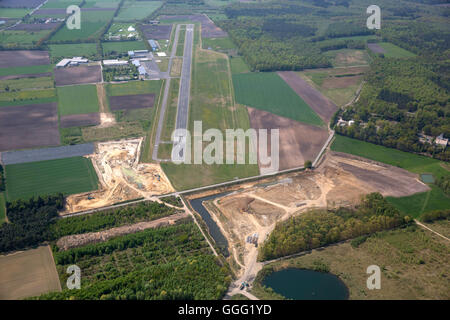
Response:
[277,71,338,123]
[0,50,50,68]
[0,103,60,152]
[54,65,102,86]
[367,43,386,54]
[60,113,101,128]
[247,107,329,171]
[141,24,173,40]
[0,246,61,300]
[109,93,155,111]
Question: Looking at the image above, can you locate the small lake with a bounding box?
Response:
[189,192,230,256]
[263,268,349,300]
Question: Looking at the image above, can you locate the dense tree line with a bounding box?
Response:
[0,194,64,253]
[335,57,450,161]
[38,222,230,300]
[420,209,450,222]
[258,193,407,261]
[51,201,176,239]
[0,165,4,192]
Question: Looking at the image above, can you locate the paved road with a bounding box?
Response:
[172,24,194,162]
[152,25,181,161]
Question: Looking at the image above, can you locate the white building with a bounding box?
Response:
[435,133,448,147]
[127,26,135,32]
[103,59,128,66]
[56,57,88,68]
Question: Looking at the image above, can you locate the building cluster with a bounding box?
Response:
[337,118,355,127]
[419,133,448,147]
[56,57,88,68]
[106,25,138,41]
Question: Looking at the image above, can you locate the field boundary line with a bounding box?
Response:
[414,219,450,242]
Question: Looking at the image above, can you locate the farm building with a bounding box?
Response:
[56,57,88,68]
[148,40,159,51]
[127,26,135,32]
[132,59,141,67]
[435,133,448,147]
[128,50,149,58]
[138,66,148,78]
[156,52,166,57]
[103,59,128,66]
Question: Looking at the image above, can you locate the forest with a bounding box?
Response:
[420,209,450,223]
[38,221,231,300]
[258,193,408,261]
[0,194,64,253]
[0,196,177,254]
[0,165,4,192]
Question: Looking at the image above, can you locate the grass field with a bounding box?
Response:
[233,72,324,126]
[57,85,100,116]
[176,27,186,57]
[324,49,370,67]
[0,77,54,92]
[160,78,180,142]
[254,225,450,299]
[5,157,98,201]
[202,37,236,51]
[0,96,57,107]
[0,8,30,18]
[230,56,250,74]
[161,36,259,190]
[50,11,114,41]
[0,65,53,77]
[48,43,98,60]
[0,30,50,45]
[331,135,450,218]
[0,246,61,300]
[158,143,173,160]
[102,40,147,55]
[115,0,162,21]
[0,88,56,104]
[377,42,416,58]
[106,80,162,96]
[0,192,5,224]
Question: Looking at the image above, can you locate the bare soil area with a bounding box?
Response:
[0,103,59,152]
[109,94,155,111]
[63,138,174,214]
[0,246,61,300]
[368,43,386,54]
[0,50,50,68]
[141,24,173,39]
[277,71,338,123]
[54,65,102,86]
[60,113,101,128]
[247,107,329,171]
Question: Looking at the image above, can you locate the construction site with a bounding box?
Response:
[190,150,429,283]
[63,138,174,214]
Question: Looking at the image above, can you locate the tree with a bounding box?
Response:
[304,160,312,169]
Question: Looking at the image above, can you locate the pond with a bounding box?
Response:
[263,268,349,300]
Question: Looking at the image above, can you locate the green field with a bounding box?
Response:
[0,88,56,104]
[331,135,450,218]
[106,80,162,96]
[5,157,98,201]
[42,0,84,9]
[0,97,57,108]
[102,40,147,55]
[0,30,50,46]
[377,42,416,58]
[115,0,162,21]
[57,85,99,116]
[202,37,236,51]
[0,8,30,18]
[176,28,186,57]
[0,65,53,77]
[230,56,250,74]
[160,78,180,142]
[48,43,99,60]
[0,192,5,224]
[50,11,114,41]
[233,72,324,126]
[0,77,54,92]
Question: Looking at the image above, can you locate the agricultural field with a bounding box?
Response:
[254,225,450,300]
[0,87,55,104]
[39,220,230,300]
[109,93,155,111]
[50,11,115,41]
[0,102,59,151]
[297,66,368,107]
[230,56,250,74]
[0,8,30,19]
[0,65,53,77]
[161,44,259,190]
[331,135,450,218]
[202,37,236,51]
[54,65,102,86]
[368,42,416,58]
[4,156,98,201]
[115,0,163,21]
[0,76,54,92]
[0,50,50,68]
[0,246,61,300]
[106,80,162,96]
[140,24,173,40]
[0,30,50,46]
[323,49,370,68]
[102,40,147,56]
[57,85,100,116]
[233,72,324,127]
[48,43,99,61]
